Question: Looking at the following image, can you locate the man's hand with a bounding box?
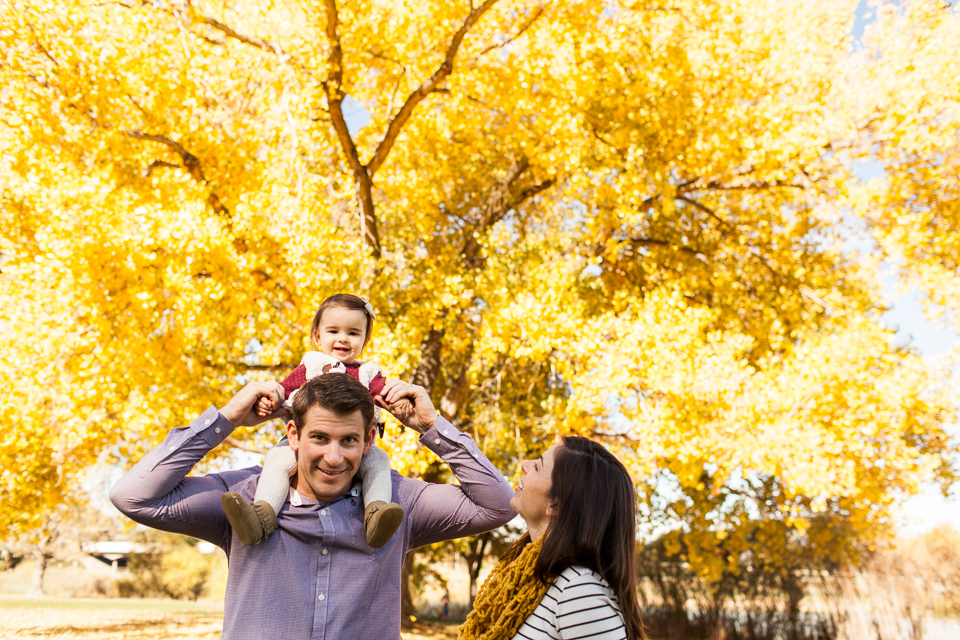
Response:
[220,381,287,428]
[376,379,438,434]
[255,392,289,419]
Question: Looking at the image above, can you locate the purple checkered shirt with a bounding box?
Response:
[110,406,516,640]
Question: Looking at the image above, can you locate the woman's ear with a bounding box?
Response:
[546,502,558,517]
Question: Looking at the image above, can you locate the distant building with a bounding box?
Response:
[81,541,148,573]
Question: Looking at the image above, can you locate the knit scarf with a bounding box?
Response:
[459,537,550,640]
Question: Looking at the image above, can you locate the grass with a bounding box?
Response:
[0,595,224,640]
[0,595,460,639]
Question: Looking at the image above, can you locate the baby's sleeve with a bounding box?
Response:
[368,371,386,397]
[280,365,308,398]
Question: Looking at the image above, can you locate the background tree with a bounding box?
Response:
[2,0,958,620]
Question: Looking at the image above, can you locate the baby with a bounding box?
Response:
[221,293,405,548]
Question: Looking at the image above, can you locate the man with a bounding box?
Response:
[110,374,515,639]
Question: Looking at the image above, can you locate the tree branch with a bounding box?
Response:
[142,160,180,177]
[675,195,781,280]
[367,0,500,176]
[321,0,501,261]
[240,363,296,372]
[508,177,555,209]
[124,129,229,217]
[123,129,204,182]
[686,178,805,192]
[194,15,284,56]
[629,237,706,260]
[462,157,530,269]
[224,437,269,454]
[321,0,381,259]
[475,3,546,58]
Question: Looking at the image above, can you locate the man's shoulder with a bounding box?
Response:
[391,469,427,489]
[392,469,431,504]
[217,466,262,497]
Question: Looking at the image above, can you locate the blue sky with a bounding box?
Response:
[848,0,960,536]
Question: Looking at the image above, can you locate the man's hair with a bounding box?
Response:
[290,374,375,439]
[309,293,375,350]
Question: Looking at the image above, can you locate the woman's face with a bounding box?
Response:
[511,444,560,531]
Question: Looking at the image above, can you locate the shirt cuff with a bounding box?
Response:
[189,406,235,447]
[419,417,484,461]
[144,406,235,474]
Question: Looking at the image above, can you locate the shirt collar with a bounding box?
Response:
[288,482,361,507]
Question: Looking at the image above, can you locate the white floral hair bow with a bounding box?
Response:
[361,296,377,319]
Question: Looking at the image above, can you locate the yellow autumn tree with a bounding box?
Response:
[1,0,957,611]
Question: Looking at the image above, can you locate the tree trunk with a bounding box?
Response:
[26,548,47,597]
[412,327,445,391]
[440,362,472,421]
[400,549,417,628]
[464,534,490,609]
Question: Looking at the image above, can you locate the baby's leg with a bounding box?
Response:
[256,443,297,516]
[221,441,295,546]
[358,445,393,507]
[358,445,404,548]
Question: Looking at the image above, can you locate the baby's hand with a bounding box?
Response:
[255,396,275,417]
[379,397,415,426]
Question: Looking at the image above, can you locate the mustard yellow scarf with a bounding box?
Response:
[459,537,550,640]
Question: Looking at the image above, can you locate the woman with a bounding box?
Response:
[460,436,646,640]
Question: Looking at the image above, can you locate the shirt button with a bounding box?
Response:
[215,427,221,433]
[434,438,441,444]
[204,419,211,425]
[441,429,448,436]
[322,548,328,555]
[321,509,327,516]
[318,594,325,601]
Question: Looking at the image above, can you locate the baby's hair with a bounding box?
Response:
[309,293,375,350]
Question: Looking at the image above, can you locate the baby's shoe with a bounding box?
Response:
[221,492,277,546]
[364,501,404,548]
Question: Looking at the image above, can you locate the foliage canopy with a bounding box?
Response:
[2,0,959,587]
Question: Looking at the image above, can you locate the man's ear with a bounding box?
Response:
[361,425,377,455]
[286,420,300,451]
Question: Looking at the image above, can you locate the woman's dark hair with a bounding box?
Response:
[309,293,375,349]
[536,436,647,640]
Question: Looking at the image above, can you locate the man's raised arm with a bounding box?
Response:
[378,380,516,547]
[109,381,285,547]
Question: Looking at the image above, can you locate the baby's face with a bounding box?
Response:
[315,306,368,364]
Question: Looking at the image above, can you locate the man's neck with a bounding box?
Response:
[288,475,358,504]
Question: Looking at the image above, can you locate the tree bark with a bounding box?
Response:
[400,549,417,628]
[463,533,491,608]
[412,326,445,392]
[26,548,47,597]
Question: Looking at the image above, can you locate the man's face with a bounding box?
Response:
[286,406,375,503]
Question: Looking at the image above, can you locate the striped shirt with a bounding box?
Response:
[512,566,627,640]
